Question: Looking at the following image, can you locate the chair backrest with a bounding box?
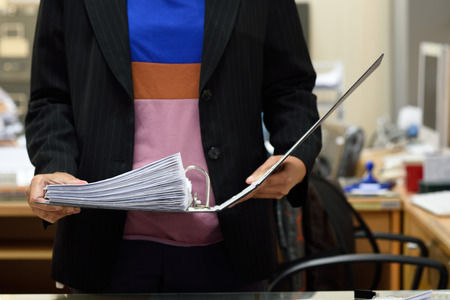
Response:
[302,173,382,290]
[298,174,357,290]
[308,173,381,254]
[307,174,355,254]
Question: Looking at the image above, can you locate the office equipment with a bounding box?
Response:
[417,42,450,148]
[423,154,450,182]
[410,191,450,216]
[319,122,364,178]
[419,181,450,193]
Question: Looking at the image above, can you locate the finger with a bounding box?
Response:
[28,173,86,212]
[246,156,282,184]
[34,201,81,214]
[28,173,80,199]
[229,182,288,208]
[263,172,291,186]
[255,183,290,194]
[32,203,80,220]
[28,176,61,210]
[34,209,69,223]
[251,190,287,200]
[48,172,88,185]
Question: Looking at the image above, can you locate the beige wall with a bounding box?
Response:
[300,0,393,143]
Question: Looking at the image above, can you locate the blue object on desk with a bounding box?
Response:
[344,161,395,193]
[407,124,419,138]
[359,161,377,184]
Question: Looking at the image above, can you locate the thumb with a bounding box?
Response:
[49,172,88,185]
[246,156,281,184]
[68,179,88,185]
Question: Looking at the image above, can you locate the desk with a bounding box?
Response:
[0,186,60,293]
[356,148,450,289]
[401,187,450,289]
[0,291,449,299]
[347,194,403,290]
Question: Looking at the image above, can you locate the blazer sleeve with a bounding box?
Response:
[25,0,79,176]
[262,0,322,206]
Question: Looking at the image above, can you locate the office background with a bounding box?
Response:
[0,0,449,294]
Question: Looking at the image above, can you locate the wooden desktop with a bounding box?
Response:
[0,186,60,293]
[400,186,450,289]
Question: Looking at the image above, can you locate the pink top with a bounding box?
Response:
[123,0,223,246]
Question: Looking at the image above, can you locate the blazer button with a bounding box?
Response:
[208,147,221,160]
[201,89,213,102]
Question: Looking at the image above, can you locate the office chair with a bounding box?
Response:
[271,173,448,291]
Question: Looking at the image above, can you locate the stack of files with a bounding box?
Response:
[42,153,193,212]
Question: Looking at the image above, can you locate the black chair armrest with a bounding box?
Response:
[355,230,429,289]
[355,231,428,257]
[268,253,448,291]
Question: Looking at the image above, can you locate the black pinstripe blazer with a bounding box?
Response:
[25,0,321,291]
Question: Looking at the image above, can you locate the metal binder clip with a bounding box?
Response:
[184,165,211,209]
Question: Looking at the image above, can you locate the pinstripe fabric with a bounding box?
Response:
[25,0,321,291]
[200,0,240,92]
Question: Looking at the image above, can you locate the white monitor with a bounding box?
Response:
[417,42,450,148]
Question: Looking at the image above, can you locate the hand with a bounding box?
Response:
[230,155,307,207]
[26,172,87,223]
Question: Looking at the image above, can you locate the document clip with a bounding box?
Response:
[184,165,216,212]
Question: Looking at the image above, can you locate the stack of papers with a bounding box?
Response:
[410,191,450,216]
[42,153,193,211]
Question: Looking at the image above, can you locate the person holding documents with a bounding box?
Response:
[25,0,321,293]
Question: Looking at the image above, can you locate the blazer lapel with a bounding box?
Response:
[200,0,241,92]
[83,0,240,97]
[84,0,133,100]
